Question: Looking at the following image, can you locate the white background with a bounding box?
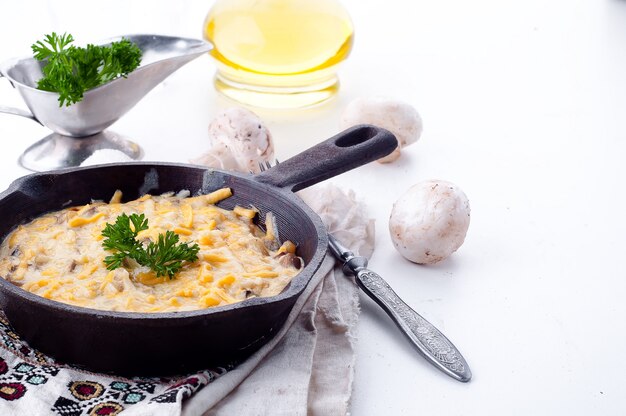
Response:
[1,0,626,414]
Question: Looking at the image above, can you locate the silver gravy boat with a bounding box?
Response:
[0,34,212,171]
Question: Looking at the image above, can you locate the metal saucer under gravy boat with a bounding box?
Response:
[0,34,212,171]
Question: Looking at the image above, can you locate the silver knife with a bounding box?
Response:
[328,233,472,382]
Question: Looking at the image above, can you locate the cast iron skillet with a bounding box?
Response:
[0,125,396,376]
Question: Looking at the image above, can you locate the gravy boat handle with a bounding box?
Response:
[0,73,42,125]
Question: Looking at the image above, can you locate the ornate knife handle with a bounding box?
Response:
[355,268,471,382]
[328,231,471,382]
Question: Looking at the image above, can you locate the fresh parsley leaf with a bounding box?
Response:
[144,231,201,278]
[101,213,199,279]
[101,213,148,270]
[31,32,142,107]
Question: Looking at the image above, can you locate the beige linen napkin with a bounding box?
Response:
[182,184,375,416]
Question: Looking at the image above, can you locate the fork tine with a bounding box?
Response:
[258,160,280,172]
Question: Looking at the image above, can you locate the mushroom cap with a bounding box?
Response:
[389,180,470,264]
[340,96,422,163]
[192,107,274,173]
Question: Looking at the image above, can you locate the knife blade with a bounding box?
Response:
[328,233,472,382]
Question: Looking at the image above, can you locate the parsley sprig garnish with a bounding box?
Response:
[31,32,142,107]
[102,213,200,279]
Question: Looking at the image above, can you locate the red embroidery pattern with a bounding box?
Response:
[0,381,26,401]
[0,311,235,414]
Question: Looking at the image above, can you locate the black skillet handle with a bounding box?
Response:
[254,124,397,192]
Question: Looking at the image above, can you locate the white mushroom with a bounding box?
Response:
[192,107,274,173]
[389,180,470,264]
[340,96,423,163]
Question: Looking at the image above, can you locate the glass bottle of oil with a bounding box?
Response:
[203,0,354,109]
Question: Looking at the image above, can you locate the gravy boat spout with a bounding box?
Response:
[0,34,212,137]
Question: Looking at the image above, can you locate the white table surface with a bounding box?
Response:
[2,0,626,414]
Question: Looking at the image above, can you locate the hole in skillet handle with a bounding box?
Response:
[254,124,398,193]
[335,124,383,147]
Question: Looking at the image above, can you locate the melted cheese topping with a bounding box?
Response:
[0,189,301,313]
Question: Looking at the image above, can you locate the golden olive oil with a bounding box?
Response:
[203,0,354,108]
